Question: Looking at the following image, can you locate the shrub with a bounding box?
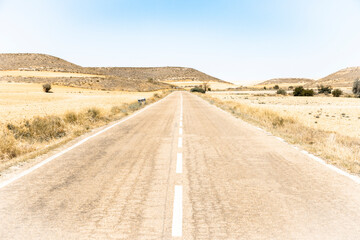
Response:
[293,86,314,96]
[42,83,52,93]
[288,86,294,90]
[263,86,267,90]
[317,85,332,94]
[274,85,280,90]
[64,112,78,124]
[0,133,21,159]
[332,89,343,97]
[128,102,141,111]
[276,89,287,95]
[353,78,360,96]
[86,108,102,122]
[190,87,205,93]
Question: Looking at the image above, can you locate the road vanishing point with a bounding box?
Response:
[1,92,360,239]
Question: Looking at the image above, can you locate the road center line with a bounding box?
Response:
[172,185,183,237]
[176,153,183,174]
[179,127,183,135]
[178,137,183,148]
[179,121,183,127]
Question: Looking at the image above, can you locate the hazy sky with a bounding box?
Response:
[1,0,360,84]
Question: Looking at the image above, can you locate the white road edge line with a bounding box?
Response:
[193,93,360,185]
[172,185,183,237]
[0,92,174,190]
[179,128,183,135]
[176,153,183,174]
[178,137,183,148]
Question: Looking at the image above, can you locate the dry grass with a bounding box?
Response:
[199,93,360,175]
[0,82,158,124]
[0,83,170,171]
[0,70,105,78]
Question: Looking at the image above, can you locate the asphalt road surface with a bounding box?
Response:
[1,92,360,239]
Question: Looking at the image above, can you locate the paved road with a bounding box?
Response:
[2,92,360,239]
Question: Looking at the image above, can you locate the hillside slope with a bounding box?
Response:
[0,53,226,91]
[306,67,360,88]
[255,78,314,88]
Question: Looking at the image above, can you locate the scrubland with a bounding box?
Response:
[0,82,169,171]
[201,92,360,174]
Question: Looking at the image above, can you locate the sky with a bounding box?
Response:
[0,0,360,84]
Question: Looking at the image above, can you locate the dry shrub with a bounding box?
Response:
[7,116,66,142]
[0,133,21,160]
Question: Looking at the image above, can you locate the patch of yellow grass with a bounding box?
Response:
[0,82,157,124]
[0,70,105,78]
[0,88,170,171]
[199,93,360,175]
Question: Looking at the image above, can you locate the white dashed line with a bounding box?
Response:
[176,153,183,174]
[172,185,183,237]
[179,121,183,127]
[179,128,183,135]
[178,137,183,148]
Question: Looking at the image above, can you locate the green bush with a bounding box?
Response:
[190,87,205,93]
[332,89,343,97]
[293,86,314,96]
[317,85,332,94]
[274,85,280,90]
[276,89,287,95]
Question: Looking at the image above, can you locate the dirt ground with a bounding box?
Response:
[163,80,236,90]
[208,91,360,138]
[0,82,157,124]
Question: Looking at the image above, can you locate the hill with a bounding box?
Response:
[0,53,226,91]
[305,67,360,88]
[254,78,314,88]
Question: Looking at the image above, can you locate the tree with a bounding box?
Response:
[353,78,360,96]
[42,83,52,93]
[332,89,343,97]
[274,85,280,90]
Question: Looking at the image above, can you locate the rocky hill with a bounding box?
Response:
[0,53,225,91]
[305,67,360,88]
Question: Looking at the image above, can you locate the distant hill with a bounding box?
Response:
[305,67,360,88]
[254,78,314,88]
[0,53,83,72]
[85,67,225,82]
[0,53,226,91]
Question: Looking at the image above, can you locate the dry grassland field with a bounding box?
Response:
[0,70,105,78]
[164,80,236,90]
[210,92,360,138]
[0,82,155,124]
[202,91,360,174]
[0,82,167,170]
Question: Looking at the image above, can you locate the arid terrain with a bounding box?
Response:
[201,91,360,175]
[0,53,228,91]
[252,66,360,89]
[0,82,156,124]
